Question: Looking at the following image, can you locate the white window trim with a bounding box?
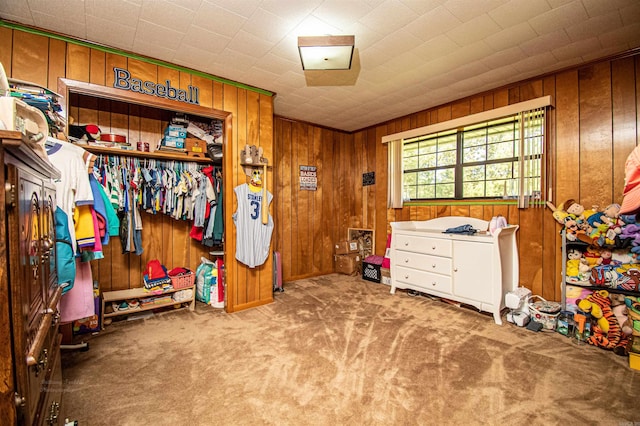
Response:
[381,95,553,144]
[384,95,553,209]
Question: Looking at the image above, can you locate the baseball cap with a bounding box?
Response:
[620,146,640,215]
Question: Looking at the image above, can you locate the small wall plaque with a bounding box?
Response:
[363,172,375,186]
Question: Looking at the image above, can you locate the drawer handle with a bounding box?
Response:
[404,242,409,246]
[404,258,409,263]
[431,282,436,286]
[404,275,409,279]
[431,245,436,250]
[432,264,436,268]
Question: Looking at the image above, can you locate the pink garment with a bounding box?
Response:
[90,207,102,252]
[60,258,95,323]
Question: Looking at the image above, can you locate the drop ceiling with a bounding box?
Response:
[1,0,639,132]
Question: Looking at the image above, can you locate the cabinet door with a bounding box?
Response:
[452,240,493,304]
[42,185,57,302]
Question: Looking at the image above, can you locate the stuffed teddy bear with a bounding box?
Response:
[610,293,633,336]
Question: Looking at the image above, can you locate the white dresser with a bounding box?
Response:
[390,216,519,325]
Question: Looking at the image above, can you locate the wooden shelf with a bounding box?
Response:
[101,285,195,324]
[83,145,213,164]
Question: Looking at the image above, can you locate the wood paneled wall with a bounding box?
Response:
[0,26,275,312]
[275,53,640,302]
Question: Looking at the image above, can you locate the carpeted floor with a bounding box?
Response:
[61,274,640,425]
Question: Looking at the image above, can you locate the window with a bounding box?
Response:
[401,108,545,203]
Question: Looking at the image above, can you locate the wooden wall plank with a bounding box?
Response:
[222,83,238,310]
[47,39,66,98]
[555,70,580,206]
[578,63,613,208]
[0,27,12,71]
[66,44,90,82]
[89,49,106,86]
[312,126,323,275]
[612,57,637,200]
[12,31,48,86]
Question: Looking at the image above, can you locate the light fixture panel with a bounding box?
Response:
[298,35,355,70]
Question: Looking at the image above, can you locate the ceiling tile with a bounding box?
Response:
[85,0,141,28]
[446,14,502,46]
[404,6,461,42]
[598,23,640,49]
[564,10,623,42]
[31,11,87,40]
[488,0,550,28]
[242,6,295,44]
[312,0,373,30]
[212,0,260,18]
[225,29,274,59]
[139,0,194,29]
[359,0,418,33]
[481,46,527,69]
[443,0,508,22]
[552,37,602,62]
[86,18,137,50]
[519,29,571,57]
[581,0,638,17]
[135,19,185,51]
[528,1,588,35]
[181,25,230,54]
[0,0,33,22]
[193,2,247,39]
[484,22,537,51]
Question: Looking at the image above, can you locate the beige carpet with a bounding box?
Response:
[61,274,639,425]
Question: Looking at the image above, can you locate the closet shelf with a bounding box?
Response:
[101,285,195,322]
[83,145,213,163]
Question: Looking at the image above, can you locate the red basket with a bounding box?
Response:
[169,271,195,289]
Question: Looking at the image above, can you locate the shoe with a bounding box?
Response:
[127,299,140,309]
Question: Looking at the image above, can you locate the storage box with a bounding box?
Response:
[162,136,185,149]
[335,253,360,275]
[334,240,359,255]
[362,261,381,283]
[165,125,187,138]
[381,267,391,285]
[185,137,206,157]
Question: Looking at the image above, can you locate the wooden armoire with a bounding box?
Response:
[1,130,64,425]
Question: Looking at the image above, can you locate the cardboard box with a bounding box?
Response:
[162,136,185,149]
[334,240,359,255]
[335,253,360,275]
[380,267,391,285]
[362,261,381,283]
[165,125,187,138]
[185,137,206,157]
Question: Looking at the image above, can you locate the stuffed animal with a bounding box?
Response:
[610,293,633,336]
[68,116,101,142]
[546,200,588,241]
[579,290,626,352]
[566,247,591,282]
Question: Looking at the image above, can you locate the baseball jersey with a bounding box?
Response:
[233,183,274,268]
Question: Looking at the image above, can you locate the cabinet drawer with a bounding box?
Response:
[395,266,452,294]
[394,234,452,257]
[396,250,451,275]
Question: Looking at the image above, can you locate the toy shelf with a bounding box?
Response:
[101,285,195,326]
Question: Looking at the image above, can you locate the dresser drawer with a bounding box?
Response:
[394,234,452,257]
[395,266,452,294]
[396,250,452,275]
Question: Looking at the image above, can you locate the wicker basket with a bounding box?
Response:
[169,270,195,290]
[528,295,561,331]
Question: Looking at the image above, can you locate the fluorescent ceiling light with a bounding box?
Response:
[298,35,355,70]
